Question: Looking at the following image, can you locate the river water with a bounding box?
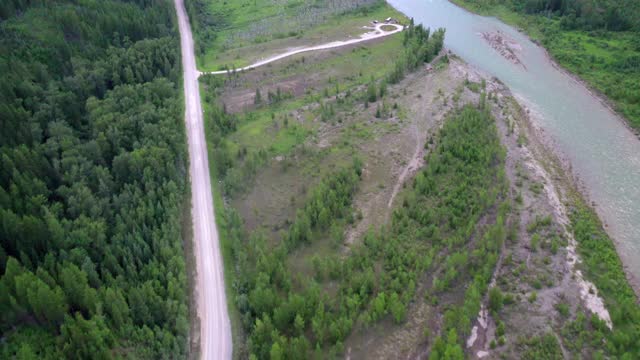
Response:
[388,0,640,284]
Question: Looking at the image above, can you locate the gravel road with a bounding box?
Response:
[173,0,232,358]
[201,23,404,76]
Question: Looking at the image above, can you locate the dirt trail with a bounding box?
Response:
[201,23,403,76]
[387,123,424,209]
[173,0,232,359]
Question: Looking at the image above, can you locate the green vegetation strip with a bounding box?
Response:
[214,98,509,358]
[568,202,640,357]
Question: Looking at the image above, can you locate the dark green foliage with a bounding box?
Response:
[222,148,269,195]
[255,88,263,105]
[387,21,445,84]
[388,292,406,323]
[555,302,569,317]
[208,101,238,137]
[0,0,188,358]
[489,287,504,313]
[519,333,564,360]
[285,168,360,249]
[320,102,336,122]
[220,103,508,358]
[61,313,112,359]
[560,312,608,355]
[367,79,377,102]
[224,163,362,358]
[184,0,229,56]
[430,329,464,360]
[267,87,293,105]
[388,105,508,346]
[461,0,640,32]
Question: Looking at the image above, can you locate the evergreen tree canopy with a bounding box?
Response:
[0,0,189,358]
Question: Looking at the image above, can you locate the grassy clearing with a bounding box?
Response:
[187,0,407,71]
[230,100,311,154]
[263,34,404,88]
[207,31,412,183]
[221,38,402,148]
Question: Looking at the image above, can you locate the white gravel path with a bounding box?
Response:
[200,23,404,76]
[174,0,232,358]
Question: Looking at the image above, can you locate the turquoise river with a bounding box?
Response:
[388,0,640,286]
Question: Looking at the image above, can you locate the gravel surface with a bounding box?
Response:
[174,0,232,358]
[202,23,404,76]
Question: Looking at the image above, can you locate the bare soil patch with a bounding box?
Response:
[220,36,392,113]
[458,64,611,359]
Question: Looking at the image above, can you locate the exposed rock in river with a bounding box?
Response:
[480,31,526,69]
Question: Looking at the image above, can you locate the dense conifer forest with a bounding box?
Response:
[0,0,190,357]
[491,0,639,31]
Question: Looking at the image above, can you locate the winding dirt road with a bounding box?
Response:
[173,0,232,359]
[201,23,404,76]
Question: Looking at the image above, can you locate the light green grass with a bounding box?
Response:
[265,33,404,87]
[228,98,311,155]
[196,0,406,71]
[242,32,404,104]
[222,32,405,161]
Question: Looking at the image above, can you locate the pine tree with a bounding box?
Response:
[255,88,262,105]
[367,80,377,103]
[270,342,283,360]
[61,313,112,360]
